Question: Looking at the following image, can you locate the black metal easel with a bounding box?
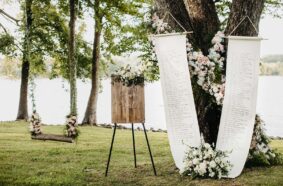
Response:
[105,123,157,176]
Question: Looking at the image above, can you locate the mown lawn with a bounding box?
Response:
[0,121,283,186]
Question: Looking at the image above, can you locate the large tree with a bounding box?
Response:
[16,0,33,120]
[82,0,148,125]
[0,0,90,120]
[68,0,77,116]
[154,0,279,144]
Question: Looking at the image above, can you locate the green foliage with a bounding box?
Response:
[264,0,283,18]
[84,0,152,72]
[26,0,92,79]
[140,42,160,82]
[0,34,16,56]
[215,0,283,29]
[0,57,21,78]
[112,75,144,87]
[215,0,231,30]
[246,150,283,167]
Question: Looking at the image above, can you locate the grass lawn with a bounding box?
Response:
[0,121,283,186]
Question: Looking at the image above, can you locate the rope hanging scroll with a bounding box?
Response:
[152,11,193,36]
[228,16,259,36]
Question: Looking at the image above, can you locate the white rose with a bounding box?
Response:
[193,158,199,165]
[209,161,217,168]
[204,143,211,149]
[209,172,215,178]
[198,162,207,175]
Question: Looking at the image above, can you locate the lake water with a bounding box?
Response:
[0,76,282,137]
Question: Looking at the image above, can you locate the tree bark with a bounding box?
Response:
[68,0,77,116]
[82,2,102,125]
[16,0,33,120]
[154,0,265,144]
[225,0,264,36]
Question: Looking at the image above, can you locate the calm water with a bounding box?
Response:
[0,76,282,137]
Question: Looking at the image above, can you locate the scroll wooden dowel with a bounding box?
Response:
[31,134,74,143]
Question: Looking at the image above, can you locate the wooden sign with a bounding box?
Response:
[111,79,145,123]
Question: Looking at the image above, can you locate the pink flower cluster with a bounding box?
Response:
[187,32,226,105]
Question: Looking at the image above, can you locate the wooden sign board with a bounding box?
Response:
[111,80,145,123]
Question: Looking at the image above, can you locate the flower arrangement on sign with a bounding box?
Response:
[107,56,147,86]
[150,13,282,169]
[64,115,79,139]
[29,112,42,136]
[182,136,232,179]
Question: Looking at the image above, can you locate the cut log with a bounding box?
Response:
[31,134,74,143]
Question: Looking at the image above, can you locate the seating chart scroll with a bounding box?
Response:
[216,36,262,178]
[152,34,201,171]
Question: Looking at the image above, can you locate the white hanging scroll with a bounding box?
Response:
[152,33,201,171]
[216,36,262,178]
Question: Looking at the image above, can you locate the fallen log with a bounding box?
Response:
[31,134,74,143]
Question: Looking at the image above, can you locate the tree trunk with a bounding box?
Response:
[68,0,77,116]
[225,0,264,36]
[16,0,32,120]
[154,0,265,144]
[82,3,102,125]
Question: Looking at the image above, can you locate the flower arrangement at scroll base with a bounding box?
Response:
[181,136,232,179]
[246,115,283,167]
[29,111,42,136]
[65,115,79,139]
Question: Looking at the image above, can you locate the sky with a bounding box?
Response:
[0,2,283,57]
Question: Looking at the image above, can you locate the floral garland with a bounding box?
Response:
[151,13,282,167]
[182,136,232,179]
[29,112,42,136]
[65,115,79,139]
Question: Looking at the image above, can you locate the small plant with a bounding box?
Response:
[182,137,233,179]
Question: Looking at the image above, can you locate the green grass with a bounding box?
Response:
[0,121,283,186]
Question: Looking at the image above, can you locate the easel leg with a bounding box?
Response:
[142,123,157,176]
[132,123,137,168]
[105,123,117,177]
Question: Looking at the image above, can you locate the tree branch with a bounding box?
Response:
[0,22,8,34]
[0,9,20,25]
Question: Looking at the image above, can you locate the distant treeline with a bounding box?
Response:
[1,54,283,78]
[261,54,283,76]
[262,54,283,63]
